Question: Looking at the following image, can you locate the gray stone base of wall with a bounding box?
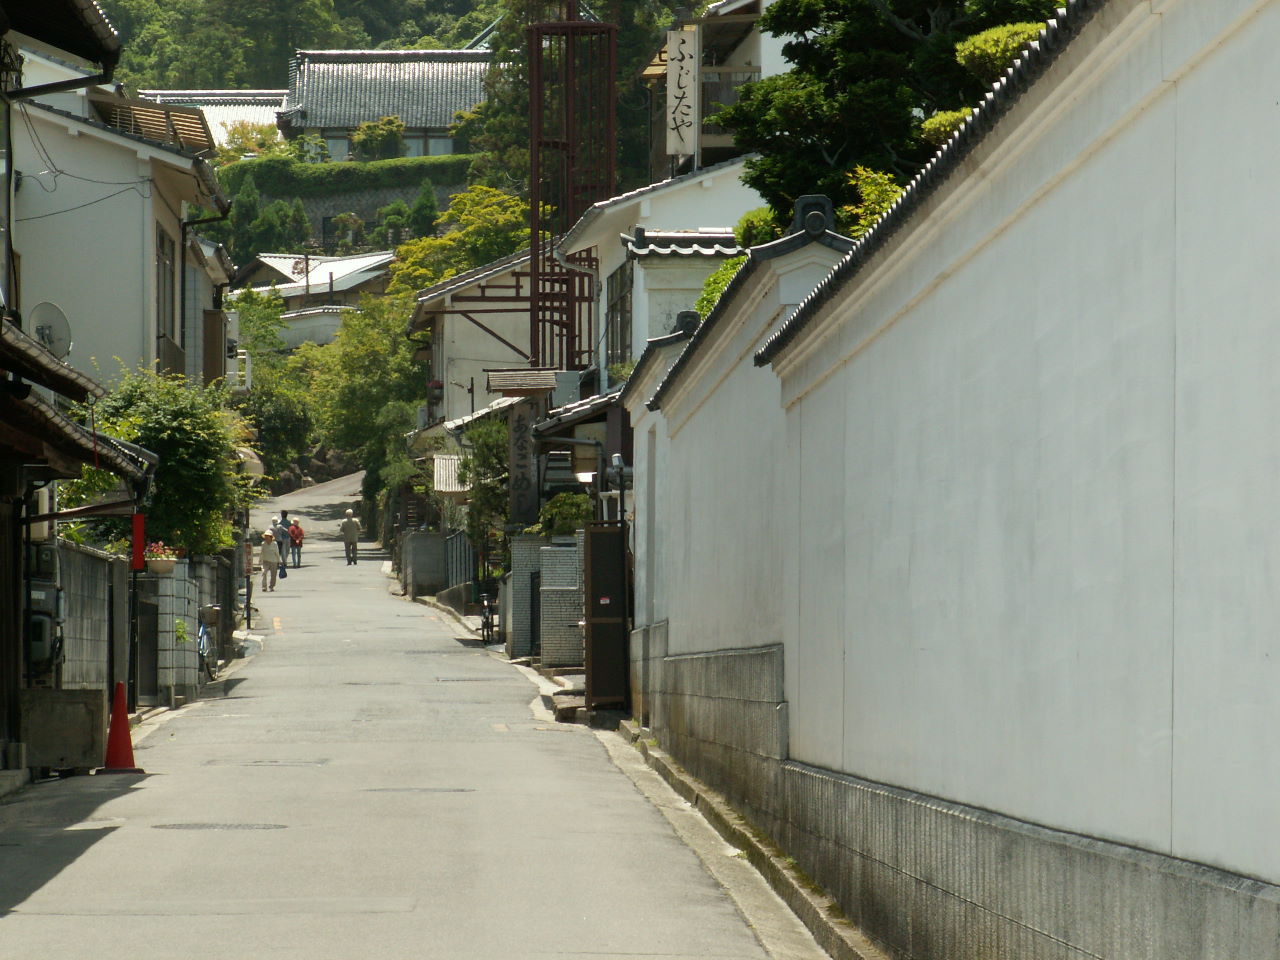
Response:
[654,644,1280,960]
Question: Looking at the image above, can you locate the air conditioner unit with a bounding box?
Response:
[28,485,52,542]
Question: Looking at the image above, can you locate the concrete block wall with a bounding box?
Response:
[508,535,544,659]
[538,538,583,668]
[154,562,199,698]
[401,531,447,597]
[652,645,1280,960]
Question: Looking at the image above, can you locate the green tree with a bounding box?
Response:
[372,199,412,247]
[408,181,440,238]
[387,184,528,294]
[351,115,408,161]
[305,295,428,501]
[457,416,509,568]
[228,172,263,263]
[63,370,258,554]
[836,166,905,239]
[713,0,1060,215]
[955,21,1045,85]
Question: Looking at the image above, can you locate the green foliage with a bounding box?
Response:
[217,154,474,201]
[920,108,973,148]
[714,0,1061,214]
[102,0,360,89]
[835,166,905,239]
[303,295,429,501]
[225,289,315,480]
[62,370,258,554]
[607,360,636,385]
[457,417,509,561]
[694,255,747,319]
[371,200,412,247]
[409,181,441,238]
[351,115,407,161]
[387,184,528,294]
[955,22,1045,85]
[534,492,592,537]
[225,174,310,263]
[734,207,784,248]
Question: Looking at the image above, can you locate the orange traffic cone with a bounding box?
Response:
[100,681,144,774]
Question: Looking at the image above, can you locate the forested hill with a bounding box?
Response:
[96,0,502,90]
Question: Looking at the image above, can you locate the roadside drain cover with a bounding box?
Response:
[154,823,287,831]
[364,787,474,794]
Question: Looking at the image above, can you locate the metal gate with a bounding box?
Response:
[583,520,629,710]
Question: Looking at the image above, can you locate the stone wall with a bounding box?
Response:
[401,531,447,597]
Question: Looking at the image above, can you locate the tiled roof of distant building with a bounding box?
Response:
[279,50,490,131]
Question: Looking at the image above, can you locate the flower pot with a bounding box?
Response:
[146,558,177,575]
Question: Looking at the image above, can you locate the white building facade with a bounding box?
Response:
[631,1,1280,957]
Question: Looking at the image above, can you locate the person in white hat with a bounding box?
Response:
[259,531,281,591]
[340,508,360,565]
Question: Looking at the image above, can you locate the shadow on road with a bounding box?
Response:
[0,774,146,916]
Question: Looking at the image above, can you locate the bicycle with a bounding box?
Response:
[197,621,218,681]
[480,593,496,645]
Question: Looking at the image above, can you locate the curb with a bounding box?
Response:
[412,595,477,638]
[616,720,891,960]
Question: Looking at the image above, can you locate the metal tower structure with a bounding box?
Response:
[527,3,617,370]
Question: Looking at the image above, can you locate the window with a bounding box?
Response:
[404,135,425,157]
[324,135,349,161]
[427,137,453,156]
[606,260,633,366]
[156,225,176,342]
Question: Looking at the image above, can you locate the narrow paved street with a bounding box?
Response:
[0,477,825,960]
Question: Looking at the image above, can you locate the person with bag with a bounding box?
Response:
[271,516,290,580]
[288,518,305,568]
[259,531,281,591]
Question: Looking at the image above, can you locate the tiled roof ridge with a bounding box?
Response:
[294,49,491,62]
[755,0,1110,367]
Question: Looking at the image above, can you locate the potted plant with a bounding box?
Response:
[144,541,180,575]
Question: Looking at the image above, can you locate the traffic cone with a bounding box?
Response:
[99,681,144,774]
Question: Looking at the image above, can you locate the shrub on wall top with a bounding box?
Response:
[218,154,477,200]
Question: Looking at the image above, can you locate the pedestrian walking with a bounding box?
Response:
[288,517,305,568]
[340,508,360,565]
[259,531,281,591]
[271,516,290,579]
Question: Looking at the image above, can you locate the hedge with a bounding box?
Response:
[218,153,478,200]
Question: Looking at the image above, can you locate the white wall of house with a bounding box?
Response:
[15,103,221,385]
[633,255,728,349]
[653,245,845,658]
[566,160,761,362]
[431,300,529,424]
[743,0,1280,885]
[14,117,153,380]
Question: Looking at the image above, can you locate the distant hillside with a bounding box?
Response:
[96,0,501,90]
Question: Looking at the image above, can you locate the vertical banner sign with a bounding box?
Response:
[130,513,145,571]
[508,400,539,526]
[666,29,700,156]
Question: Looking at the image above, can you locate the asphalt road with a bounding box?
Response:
[0,476,828,960]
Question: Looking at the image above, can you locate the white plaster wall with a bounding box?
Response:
[767,0,1280,882]
[659,254,840,658]
[13,116,153,382]
[438,304,527,423]
[637,257,728,350]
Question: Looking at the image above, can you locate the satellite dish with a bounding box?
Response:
[29,302,72,360]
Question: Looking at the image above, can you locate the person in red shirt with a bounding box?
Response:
[288,518,305,568]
